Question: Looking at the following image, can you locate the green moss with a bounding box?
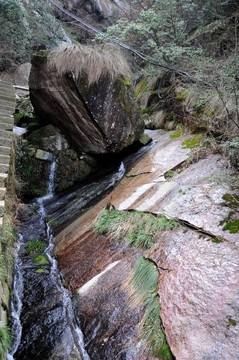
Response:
[223,220,239,234]
[176,89,187,101]
[48,220,60,228]
[36,269,47,273]
[165,170,174,178]
[212,237,222,244]
[114,77,136,118]
[94,209,179,249]
[169,127,184,138]
[221,194,239,209]
[227,318,237,328]
[182,134,201,149]
[33,254,49,265]
[139,133,152,146]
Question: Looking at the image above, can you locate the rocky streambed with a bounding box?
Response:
[8,129,239,359]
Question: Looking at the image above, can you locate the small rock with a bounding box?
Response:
[35,149,54,161]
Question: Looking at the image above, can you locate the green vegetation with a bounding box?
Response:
[0,0,64,71]
[94,209,179,249]
[0,326,11,360]
[15,139,48,198]
[223,220,239,234]
[182,135,202,149]
[0,219,15,283]
[165,170,174,178]
[221,194,239,209]
[33,254,48,265]
[170,128,185,139]
[48,220,60,228]
[25,239,46,255]
[131,257,172,359]
[227,318,237,328]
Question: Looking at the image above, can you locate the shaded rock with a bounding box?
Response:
[35,149,54,161]
[14,63,31,87]
[28,124,69,152]
[55,149,97,192]
[145,110,166,129]
[148,226,239,360]
[29,52,144,154]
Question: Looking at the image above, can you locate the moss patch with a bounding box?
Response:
[223,220,239,234]
[33,254,49,265]
[170,127,185,139]
[182,134,201,149]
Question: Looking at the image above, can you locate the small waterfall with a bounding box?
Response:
[7,236,24,360]
[8,160,90,360]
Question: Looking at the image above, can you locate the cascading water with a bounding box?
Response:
[8,160,90,360]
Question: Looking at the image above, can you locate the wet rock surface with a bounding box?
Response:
[54,130,239,359]
[29,53,143,154]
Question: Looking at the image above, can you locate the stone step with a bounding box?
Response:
[0,109,15,116]
[0,100,16,111]
[0,173,8,187]
[0,200,5,217]
[0,92,15,102]
[0,116,14,125]
[0,81,14,89]
[0,130,13,140]
[0,188,6,200]
[0,146,11,156]
[0,155,10,164]
[0,122,14,131]
[0,137,12,147]
[0,164,9,173]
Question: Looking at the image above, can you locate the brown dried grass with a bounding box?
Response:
[47,43,131,85]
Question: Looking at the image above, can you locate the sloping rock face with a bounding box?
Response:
[53,130,239,359]
[29,53,143,154]
[149,227,239,360]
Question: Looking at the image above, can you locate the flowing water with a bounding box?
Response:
[8,161,89,360]
[7,142,151,359]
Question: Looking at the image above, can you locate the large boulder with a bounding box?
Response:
[29,45,144,154]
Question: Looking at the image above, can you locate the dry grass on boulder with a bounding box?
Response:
[47,43,130,85]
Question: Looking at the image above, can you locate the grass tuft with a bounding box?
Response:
[131,257,172,359]
[25,239,46,255]
[94,209,179,249]
[0,326,11,360]
[48,43,130,86]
